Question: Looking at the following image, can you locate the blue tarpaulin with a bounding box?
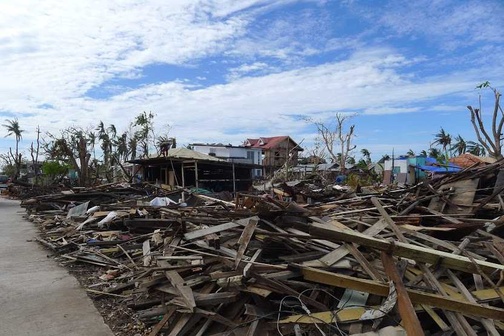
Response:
[417,165,461,173]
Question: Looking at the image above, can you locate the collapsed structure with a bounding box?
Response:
[12,158,504,336]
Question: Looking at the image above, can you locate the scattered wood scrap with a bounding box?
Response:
[20,164,504,335]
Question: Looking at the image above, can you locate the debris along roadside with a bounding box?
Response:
[20,164,504,336]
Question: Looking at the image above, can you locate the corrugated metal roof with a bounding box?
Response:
[449,153,496,168]
[149,148,225,162]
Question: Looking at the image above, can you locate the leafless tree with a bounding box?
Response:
[467,82,503,159]
[311,113,356,174]
[29,126,41,183]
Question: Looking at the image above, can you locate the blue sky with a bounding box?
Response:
[0,0,503,161]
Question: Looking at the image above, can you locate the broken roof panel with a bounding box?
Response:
[134,147,225,163]
[449,153,496,168]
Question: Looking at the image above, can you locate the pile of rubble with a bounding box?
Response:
[21,161,504,336]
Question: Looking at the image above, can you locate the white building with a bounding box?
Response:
[190,144,263,178]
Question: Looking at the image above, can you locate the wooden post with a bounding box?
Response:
[181,162,185,188]
[232,162,236,195]
[195,161,199,189]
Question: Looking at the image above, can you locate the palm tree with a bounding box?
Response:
[450,135,466,156]
[356,159,368,169]
[419,150,427,157]
[96,121,112,166]
[428,148,441,158]
[115,132,129,162]
[406,149,415,157]
[361,148,371,163]
[87,131,97,160]
[128,136,138,160]
[433,128,452,152]
[134,111,155,157]
[107,124,117,138]
[467,141,486,156]
[378,154,390,164]
[3,118,24,178]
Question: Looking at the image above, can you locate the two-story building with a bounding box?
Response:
[190,143,263,178]
[244,136,303,175]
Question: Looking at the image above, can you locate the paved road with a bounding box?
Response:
[0,197,114,336]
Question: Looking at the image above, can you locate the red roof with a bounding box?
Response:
[244,136,303,151]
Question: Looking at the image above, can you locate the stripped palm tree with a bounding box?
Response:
[360,148,371,163]
[3,118,24,178]
[450,135,466,156]
[433,128,452,153]
[428,148,441,158]
[467,141,486,156]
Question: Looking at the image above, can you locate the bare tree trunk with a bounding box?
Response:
[30,126,41,184]
[468,86,503,159]
[312,113,356,175]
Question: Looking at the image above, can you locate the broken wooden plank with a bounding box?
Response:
[143,239,152,266]
[318,217,389,266]
[234,218,258,268]
[147,307,176,336]
[184,222,241,241]
[300,266,504,320]
[310,222,504,274]
[164,270,196,312]
[381,252,424,336]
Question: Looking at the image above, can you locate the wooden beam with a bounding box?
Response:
[300,266,504,320]
[184,222,240,241]
[319,218,389,266]
[310,222,504,274]
[235,218,258,268]
[371,197,407,242]
[147,307,176,336]
[165,270,196,312]
[381,252,424,336]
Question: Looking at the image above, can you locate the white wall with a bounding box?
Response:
[192,145,261,164]
[384,159,408,173]
[192,145,263,177]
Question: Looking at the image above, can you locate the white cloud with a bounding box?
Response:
[227,61,274,80]
[377,0,504,48]
[12,47,491,146]
[0,0,502,160]
[363,107,421,115]
[0,1,262,112]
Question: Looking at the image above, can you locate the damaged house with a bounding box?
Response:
[189,143,263,178]
[244,136,303,175]
[128,147,260,193]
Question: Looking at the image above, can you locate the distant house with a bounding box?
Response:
[291,163,339,180]
[244,136,303,175]
[383,156,460,185]
[190,143,263,178]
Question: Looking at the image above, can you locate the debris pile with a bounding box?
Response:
[22,162,504,336]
